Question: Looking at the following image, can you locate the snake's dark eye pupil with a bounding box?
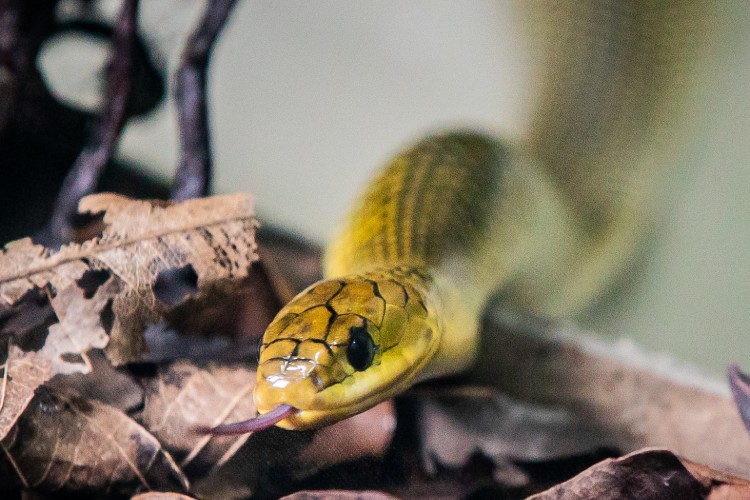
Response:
[347,325,376,371]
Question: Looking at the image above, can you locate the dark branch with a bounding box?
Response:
[170,0,238,202]
[0,0,23,135]
[44,0,139,247]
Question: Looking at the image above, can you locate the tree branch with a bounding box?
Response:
[45,0,139,247]
[0,0,19,134]
[170,0,238,202]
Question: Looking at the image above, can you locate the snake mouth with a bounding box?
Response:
[194,404,298,435]
[274,340,438,430]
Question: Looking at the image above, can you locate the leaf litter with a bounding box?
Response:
[1,386,189,494]
[0,193,257,443]
[1,193,750,498]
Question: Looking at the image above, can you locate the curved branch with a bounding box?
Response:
[45,0,139,247]
[171,0,238,202]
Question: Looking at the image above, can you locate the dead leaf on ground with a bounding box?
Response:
[74,192,257,364]
[0,347,51,442]
[682,457,750,499]
[529,448,750,500]
[410,385,612,486]
[278,490,399,500]
[473,316,750,477]
[131,492,198,500]
[191,426,315,500]
[139,358,396,479]
[139,361,258,471]
[0,386,189,495]
[0,193,257,439]
[46,348,144,412]
[133,359,394,499]
[296,400,395,474]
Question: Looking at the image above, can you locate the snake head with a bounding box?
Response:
[254,272,439,430]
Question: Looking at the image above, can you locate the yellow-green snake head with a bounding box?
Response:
[253,270,440,430]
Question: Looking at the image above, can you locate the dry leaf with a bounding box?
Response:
[46,349,144,412]
[190,404,395,499]
[77,193,258,364]
[279,491,399,500]
[140,361,257,470]
[0,386,189,495]
[0,193,257,439]
[131,493,198,500]
[682,457,750,500]
[42,274,118,374]
[191,426,315,500]
[410,385,610,485]
[529,448,750,500]
[296,400,396,474]
[473,317,750,477]
[0,347,52,440]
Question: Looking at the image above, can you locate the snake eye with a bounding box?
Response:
[346,324,376,371]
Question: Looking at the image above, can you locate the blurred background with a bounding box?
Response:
[20,0,750,375]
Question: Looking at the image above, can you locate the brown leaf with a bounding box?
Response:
[682,458,750,500]
[140,361,257,470]
[76,193,258,364]
[410,385,610,485]
[473,318,750,477]
[131,493,198,500]
[191,427,315,500]
[190,403,395,499]
[0,386,189,495]
[297,400,396,474]
[42,273,118,374]
[279,491,399,500]
[0,193,257,438]
[0,347,52,440]
[1,192,257,363]
[528,448,707,499]
[46,349,144,412]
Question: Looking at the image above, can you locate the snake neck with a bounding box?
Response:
[324,134,507,379]
[323,134,583,379]
[323,128,652,381]
[524,1,712,231]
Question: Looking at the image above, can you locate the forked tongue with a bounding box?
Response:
[194,404,296,435]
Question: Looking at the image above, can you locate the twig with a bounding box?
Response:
[171,0,238,202]
[0,0,22,135]
[45,0,140,246]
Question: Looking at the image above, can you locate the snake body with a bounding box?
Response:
[209,2,711,432]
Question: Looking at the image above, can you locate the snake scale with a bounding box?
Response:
[206,1,711,433]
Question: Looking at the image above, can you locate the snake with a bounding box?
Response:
[204,1,711,434]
